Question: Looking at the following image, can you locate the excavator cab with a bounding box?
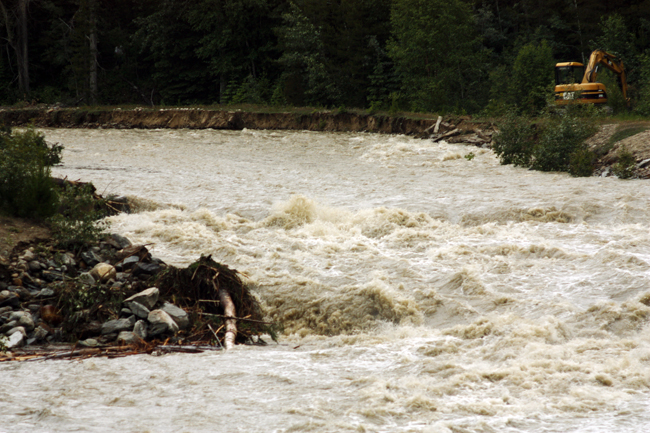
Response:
[555,62,584,85]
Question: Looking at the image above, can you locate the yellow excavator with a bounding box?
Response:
[554,49,629,106]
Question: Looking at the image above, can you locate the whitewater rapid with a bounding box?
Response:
[1,128,649,432]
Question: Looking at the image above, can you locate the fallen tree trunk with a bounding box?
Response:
[214,278,237,350]
[432,128,461,142]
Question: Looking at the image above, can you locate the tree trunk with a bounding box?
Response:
[16,0,30,96]
[573,0,586,65]
[220,74,227,103]
[88,0,97,105]
[214,280,237,350]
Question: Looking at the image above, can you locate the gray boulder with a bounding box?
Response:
[117,255,140,271]
[7,331,25,348]
[20,250,36,262]
[80,251,103,267]
[124,287,159,310]
[101,316,136,335]
[10,311,34,332]
[111,233,132,249]
[160,302,190,330]
[117,331,144,345]
[147,309,179,336]
[58,253,76,267]
[132,262,163,277]
[0,320,17,334]
[6,326,26,337]
[126,301,150,319]
[33,326,49,341]
[78,272,96,286]
[133,320,147,340]
[36,288,55,298]
[79,338,100,347]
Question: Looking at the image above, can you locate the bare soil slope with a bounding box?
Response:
[0,217,50,264]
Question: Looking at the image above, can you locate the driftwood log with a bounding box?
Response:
[214,278,237,350]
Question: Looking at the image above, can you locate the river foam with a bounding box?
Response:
[1,128,648,432]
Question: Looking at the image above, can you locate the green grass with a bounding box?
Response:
[592,124,649,157]
[607,125,649,146]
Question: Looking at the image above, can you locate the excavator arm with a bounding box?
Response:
[582,49,628,101]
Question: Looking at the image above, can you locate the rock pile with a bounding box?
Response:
[0,233,191,350]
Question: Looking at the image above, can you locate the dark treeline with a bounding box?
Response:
[1,0,650,115]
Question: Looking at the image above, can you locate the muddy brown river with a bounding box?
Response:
[2,128,650,432]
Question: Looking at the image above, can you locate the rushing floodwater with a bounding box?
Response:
[2,128,650,432]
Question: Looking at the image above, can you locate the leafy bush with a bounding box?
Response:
[494,113,597,176]
[635,50,650,116]
[224,75,273,105]
[57,280,125,338]
[48,183,110,248]
[492,112,536,166]
[568,145,596,177]
[531,115,597,172]
[598,69,628,114]
[612,148,636,179]
[0,127,63,218]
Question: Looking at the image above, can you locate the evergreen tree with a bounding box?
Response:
[388,0,487,113]
[510,40,555,114]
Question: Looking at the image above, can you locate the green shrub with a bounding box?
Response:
[494,113,598,176]
[598,70,628,114]
[0,127,62,218]
[635,50,650,116]
[388,92,404,115]
[270,81,287,106]
[48,183,110,248]
[612,148,636,179]
[492,112,536,166]
[367,100,383,115]
[568,145,596,177]
[531,116,597,172]
[228,75,273,105]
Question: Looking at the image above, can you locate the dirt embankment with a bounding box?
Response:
[0,107,489,137]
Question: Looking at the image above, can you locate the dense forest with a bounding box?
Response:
[1,0,650,115]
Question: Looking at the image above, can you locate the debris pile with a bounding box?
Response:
[423,115,496,147]
[0,234,273,360]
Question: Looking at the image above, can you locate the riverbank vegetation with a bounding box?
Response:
[493,110,599,176]
[0,1,649,118]
[0,127,111,247]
